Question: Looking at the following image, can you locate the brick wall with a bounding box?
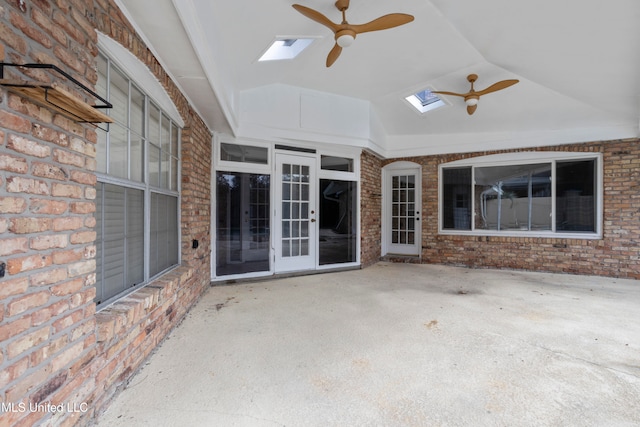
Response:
[360,150,382,267]
[0,1,211,426]
[375,139,640,279]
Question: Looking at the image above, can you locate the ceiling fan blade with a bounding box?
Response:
[326,43,343,67]
[432,90,468,98]
[466,104,478,115]
[292,4,339,33]
[476,79,519,96]
[351,13,414,34]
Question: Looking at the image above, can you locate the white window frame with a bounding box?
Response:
[438,152,603,239]
[95,37,182,308]
[211,137,361,279]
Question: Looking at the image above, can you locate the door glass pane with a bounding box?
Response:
[391,174,416,244]
[281,162,311,259]
[216,172,271,275]
[319,180,357,265]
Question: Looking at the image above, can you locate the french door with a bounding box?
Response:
[274,153,317,272]
[384,165,422,256]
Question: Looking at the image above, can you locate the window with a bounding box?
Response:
[220,143,268,164]
[94,51,181,306]
[321,155,353,172]
[440,153,601,237]
[405,88,446,114]
[258,37,316,62]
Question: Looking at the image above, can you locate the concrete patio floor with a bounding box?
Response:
[94,263,640,427]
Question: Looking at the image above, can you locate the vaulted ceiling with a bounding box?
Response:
[117,0,640,157]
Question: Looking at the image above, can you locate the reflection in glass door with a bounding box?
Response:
[216,172,270,276]
[319,179,357,265]
[275,154,316,272]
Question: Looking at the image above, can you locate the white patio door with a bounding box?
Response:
[274,153,317,272]
[383,164,422,256]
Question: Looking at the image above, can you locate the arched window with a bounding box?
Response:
[94,34,183,306]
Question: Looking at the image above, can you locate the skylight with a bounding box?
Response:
[258,38,315,62]
[405,88,446,114]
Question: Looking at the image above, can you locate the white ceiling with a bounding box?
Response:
[117,0,640,157]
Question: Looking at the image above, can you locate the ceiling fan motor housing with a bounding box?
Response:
[336,29,356,47]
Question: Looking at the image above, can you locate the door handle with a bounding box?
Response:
[310,218,316,223]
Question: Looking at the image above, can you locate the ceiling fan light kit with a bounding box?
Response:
[336,31,356,47]
[292,0,414,67]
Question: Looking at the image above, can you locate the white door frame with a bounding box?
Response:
[274,152,317,272]
[382,161,422,256]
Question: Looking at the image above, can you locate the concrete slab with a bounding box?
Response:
[94,263,640,426]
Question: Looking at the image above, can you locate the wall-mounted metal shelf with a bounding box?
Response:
[0,78,113,123]
[0,47,112,124]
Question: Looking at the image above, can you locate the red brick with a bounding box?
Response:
[53,44,85,75]
[0,315,31,341]
[7,326,50,359]
[7,291,51,317]
[8,93,54,124]
[70,170,97,185]
[69,137,97,158]
[6,176,49,195]
[67,260,95,277]
[52,182,83,198]
[9,217,52,234]
[0,276,29,301]
[32,162,68,180]
[32,123,69,147]
[30,336,68,367]
[30,198,68,214]
[52,310,85,335]
[7,254,52,275]
[84,216,97,228]
[0,236,29,256]
[9,9,53,49]
[70,201,95,214]
[5,364,54,404]
[0,153,29,173]
[32,7,67,45]
[29,267,68,287]
[30,234,69,251]
[0,196,27,214]
[0,357,29,387]
[53,148,84,167]
[0,110,32,133]
[70,231,96,244]
[52,216,83,231]
[30,304,54,327]
[52,248,84,265]
[51,277,84,297]
[8,134,52,157]
[85,186,97,200]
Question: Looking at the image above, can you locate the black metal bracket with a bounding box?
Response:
[0,62,112,111]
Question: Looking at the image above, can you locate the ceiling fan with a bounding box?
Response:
[292,0,414,67]
[433,74,519,115]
